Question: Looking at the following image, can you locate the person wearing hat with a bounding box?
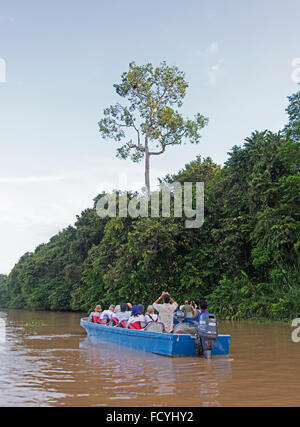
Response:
[126,305,145,328]
[88,304,102,322]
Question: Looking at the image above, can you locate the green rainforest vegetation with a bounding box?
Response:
[0,88,299,321]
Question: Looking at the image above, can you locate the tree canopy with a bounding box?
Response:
[98,61,208,198]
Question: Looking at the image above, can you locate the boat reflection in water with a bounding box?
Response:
[80,336,232,406]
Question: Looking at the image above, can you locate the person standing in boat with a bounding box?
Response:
[182,300,195,319]
[153,292,178,333]
[195,299,209,322]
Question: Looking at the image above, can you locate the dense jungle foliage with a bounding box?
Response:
[0,90,299,321]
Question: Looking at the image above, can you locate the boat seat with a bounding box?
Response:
[173,323,197,336]
[144,322,164,333]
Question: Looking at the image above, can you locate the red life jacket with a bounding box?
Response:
[128,321,143,330]
[110,317,119,326]
[93,316,108,325]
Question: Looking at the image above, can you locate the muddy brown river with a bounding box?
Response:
[0,309,299,406]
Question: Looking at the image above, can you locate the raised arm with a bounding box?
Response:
[154,292,164,305]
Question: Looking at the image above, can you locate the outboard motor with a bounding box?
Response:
[196,313,218,359]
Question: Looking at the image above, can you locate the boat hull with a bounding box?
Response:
[80,318,231,357]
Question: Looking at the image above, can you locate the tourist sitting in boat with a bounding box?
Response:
[113,302,132,324]
[88,304,102,322]
[153,292,178,333]
[144,305,158,323]
[195,299,209,322]
[108,305,120,326]
[126,305,146,329]
[100,305,115,320]
[138,304,145,314]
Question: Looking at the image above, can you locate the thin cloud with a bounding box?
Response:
[207,60,223,86]
[0,171,83,184]
[194,41,222,86]
[0,175,65,184]
[207,41,219,54]
[196,41,219,56]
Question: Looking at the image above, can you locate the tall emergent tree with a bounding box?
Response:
[98,61,208,199]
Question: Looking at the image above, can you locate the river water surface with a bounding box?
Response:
[0,309,299,406]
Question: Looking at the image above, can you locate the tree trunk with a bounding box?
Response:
[145,149,150,201]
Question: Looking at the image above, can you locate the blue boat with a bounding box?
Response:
[80,318,231,357]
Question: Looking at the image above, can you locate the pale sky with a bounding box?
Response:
[0,0,299,274]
